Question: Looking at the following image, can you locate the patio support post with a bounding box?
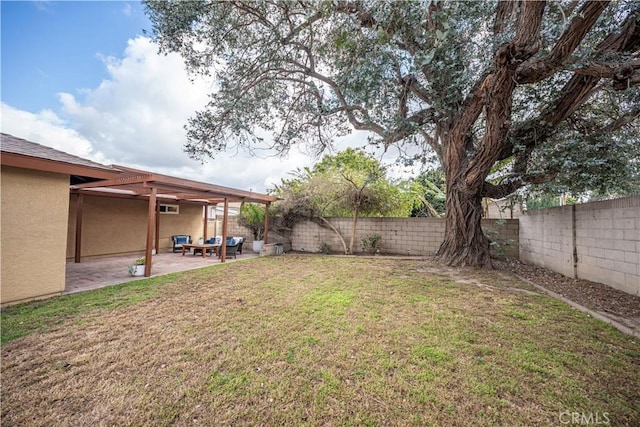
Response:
[74,193,83,263]
[264,202,270,244]
[144,187,157,277]
[203,203,209,241]
[221,198,229,263]
[155,200,160,255]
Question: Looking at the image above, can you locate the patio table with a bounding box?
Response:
[181,243,219,258]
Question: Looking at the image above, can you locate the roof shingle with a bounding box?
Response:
[1,133,115,172]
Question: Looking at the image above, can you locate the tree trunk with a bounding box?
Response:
[437,183,492,268]
[317,216,349,255]
[348,203,360,255]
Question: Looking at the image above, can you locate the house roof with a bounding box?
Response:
[1,133,276,205]
[1,133,119,180]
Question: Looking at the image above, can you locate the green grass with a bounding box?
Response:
[1,256,639,426]
[1,273,178,344]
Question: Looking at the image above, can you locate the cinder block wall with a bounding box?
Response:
[520,196,640,296]
[519,205,576,278]
[289,217,519,258]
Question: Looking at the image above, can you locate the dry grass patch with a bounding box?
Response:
[2,255,639,426]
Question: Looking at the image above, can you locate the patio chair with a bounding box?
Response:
[171,235,192,253]
[219,240,238,259]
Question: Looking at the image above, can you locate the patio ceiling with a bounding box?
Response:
[70,165,277,204]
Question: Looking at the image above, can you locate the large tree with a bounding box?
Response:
[145,0,640,267]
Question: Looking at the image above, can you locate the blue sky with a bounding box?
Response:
[1,0,319,192]
[0,1,402,192]
[2,1,150,112]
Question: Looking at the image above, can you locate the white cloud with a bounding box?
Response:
[1,103,109,164]
[54,36,324,191]
[2,35,418,193]
[1,36,324,192]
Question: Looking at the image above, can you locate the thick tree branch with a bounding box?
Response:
[304,68,387,135]
[481,171,558,199]
[401,74,432,103]
[572,59,640,89]
[494,0,516,35]
[516,1,610,84]
[499,5,640,161]
[573,59,640,77]
[464,1,547,193]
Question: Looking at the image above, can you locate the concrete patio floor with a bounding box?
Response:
[65,250,258,294]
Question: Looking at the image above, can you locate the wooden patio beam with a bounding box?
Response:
[155,200,160,255]
[71,173,151,189]
[203,204,209,241]
[221,198,229,263]
[264,202,270,245]
[74,193,83,263]
[71,189,216,205]
[144,187,157,277]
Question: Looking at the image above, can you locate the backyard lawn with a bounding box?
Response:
[2,255,639,426]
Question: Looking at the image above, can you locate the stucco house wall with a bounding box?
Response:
[67,195,205,258]
[1,166,70,304]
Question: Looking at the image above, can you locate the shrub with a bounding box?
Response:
[361,233,382,255]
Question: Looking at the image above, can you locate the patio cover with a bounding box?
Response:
[71,165,277,275]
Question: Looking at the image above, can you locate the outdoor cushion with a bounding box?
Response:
[172,235,192,253]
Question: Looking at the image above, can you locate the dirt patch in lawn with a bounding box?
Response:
[2,256,639,426]
[494,259,640,319]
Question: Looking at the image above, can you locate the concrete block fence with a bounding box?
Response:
[520,195,640,296]
[226,216,519,259]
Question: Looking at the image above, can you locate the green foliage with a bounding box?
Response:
[361,233,382,255]
[524,194,577,211]
[238,202,268,240]
[273,148,408,219]
[317,242,332,255]
[406,168,446,217]
[271,148,406,254]
[310,148,409,218]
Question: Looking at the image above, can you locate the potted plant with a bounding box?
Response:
[128,257,146,277]
[238,202,267,253]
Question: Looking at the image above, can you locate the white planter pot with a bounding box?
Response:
[128,265,145,277]
[252,240,264,253]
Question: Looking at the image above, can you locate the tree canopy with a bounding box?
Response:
[145,0,639,266]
